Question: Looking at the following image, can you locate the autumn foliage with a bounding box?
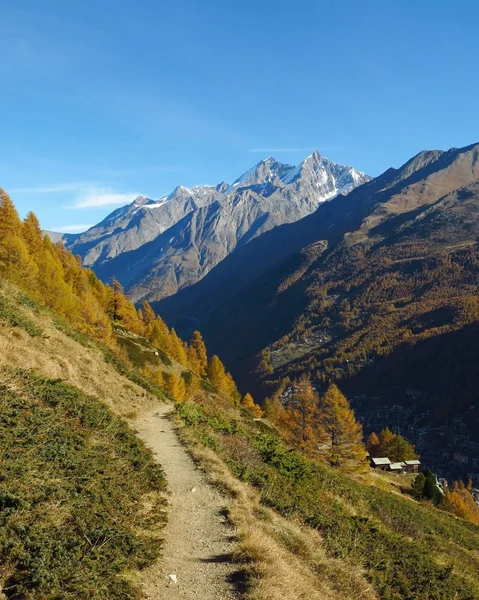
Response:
[0,192,248,402]
[273,376,365,469]
[367,427,418,462]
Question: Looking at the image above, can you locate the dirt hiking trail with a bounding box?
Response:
[135,405,239,600]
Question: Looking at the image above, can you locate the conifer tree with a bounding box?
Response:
[149,316,171,351]
[110,278,124,321]
[187,345,201,374]
[207,355,228,391]
[164,372,186,402]
[22,212,44,254]
[366,431,381,457]
[379,427,396,452]
[377,427,418,462]
[0,189,21,237]
[241,393,263,418]
[183,370,200,395]
[190,330,208,375]
[170,328,188,366]
[0,190,36,285]
[411,473,427,500]
[281,375,325,457]
[320,384,365,468]
[142,301,156,327]
[263,395,286,423]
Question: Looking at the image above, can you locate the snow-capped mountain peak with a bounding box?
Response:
[66,151,370,296]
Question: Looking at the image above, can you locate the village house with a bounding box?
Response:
[370,457,391,471]
[388,462,406,474]
[370,457,421,474]
[403,459,421,474]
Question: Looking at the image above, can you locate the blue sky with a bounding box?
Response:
[2,0,478,232]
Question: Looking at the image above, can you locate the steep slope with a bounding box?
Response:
[157,142,479,363]
[175,394,479,600]
[3,190,479,600]
[67,153,369,300]
[156,143,479,475]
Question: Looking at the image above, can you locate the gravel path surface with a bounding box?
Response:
[135,405,238,600]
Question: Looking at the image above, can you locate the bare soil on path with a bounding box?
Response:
[134,405,239,600]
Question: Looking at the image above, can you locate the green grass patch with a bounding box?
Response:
[0,295,44,337]
[177,399,479,600]
[0,368,167,599]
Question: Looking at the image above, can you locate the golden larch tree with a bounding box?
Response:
[190,330,208,376]
[281,375,325,457]
[319,384,365,469]
[366,431,381,457]
[164,372,187,402]
[241,393,263,418]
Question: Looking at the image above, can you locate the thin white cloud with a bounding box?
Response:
[55,224,94,233]
[70,187,140,209]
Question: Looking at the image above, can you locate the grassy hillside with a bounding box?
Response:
[4,275,479,600]
[176,393,479,600]
[0,274,175,599]
[0,368,167,599]
[2,189,479,600]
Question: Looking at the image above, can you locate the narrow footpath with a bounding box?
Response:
[134,405,238,600]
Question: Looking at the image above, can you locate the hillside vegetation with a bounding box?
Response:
[176,392,479,600]
[2,188,479,600]
[0,368,166,600]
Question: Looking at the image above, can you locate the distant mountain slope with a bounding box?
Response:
[156,141,479,482]
[67,152,369,299]
[156,142,479,371]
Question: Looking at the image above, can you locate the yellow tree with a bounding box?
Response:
[149,317,172,353]
[164,372,187,402]
[22,211,44,254]
[280,375,325,457]
[0,189,21,237]
[378,427,395,453]
[0,190,36,286]
[378,428,418,462]
[142,301,157,328]
[36,237,77,318]
[320,384,365,469]
[170,328,188,366]
[207,355,228,391]
[241,393,263,418]
[366,432,381,457]
[187,345,201,374]
[190,330,208,376]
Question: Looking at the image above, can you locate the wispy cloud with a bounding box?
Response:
[70,186,140,209]
[9,180,142,210]
[55,224,94,233]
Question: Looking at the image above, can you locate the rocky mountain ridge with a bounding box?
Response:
[66,152,369,300]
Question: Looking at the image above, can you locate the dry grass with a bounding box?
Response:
[0,291,157,418]
[176,423,377,600]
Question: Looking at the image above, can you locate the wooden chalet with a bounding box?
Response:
[403,460,421,474]
[370,457,391,471]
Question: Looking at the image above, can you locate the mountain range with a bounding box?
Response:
[153,141,479,480]
[64,152,370,301]
[157,142,479,363]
